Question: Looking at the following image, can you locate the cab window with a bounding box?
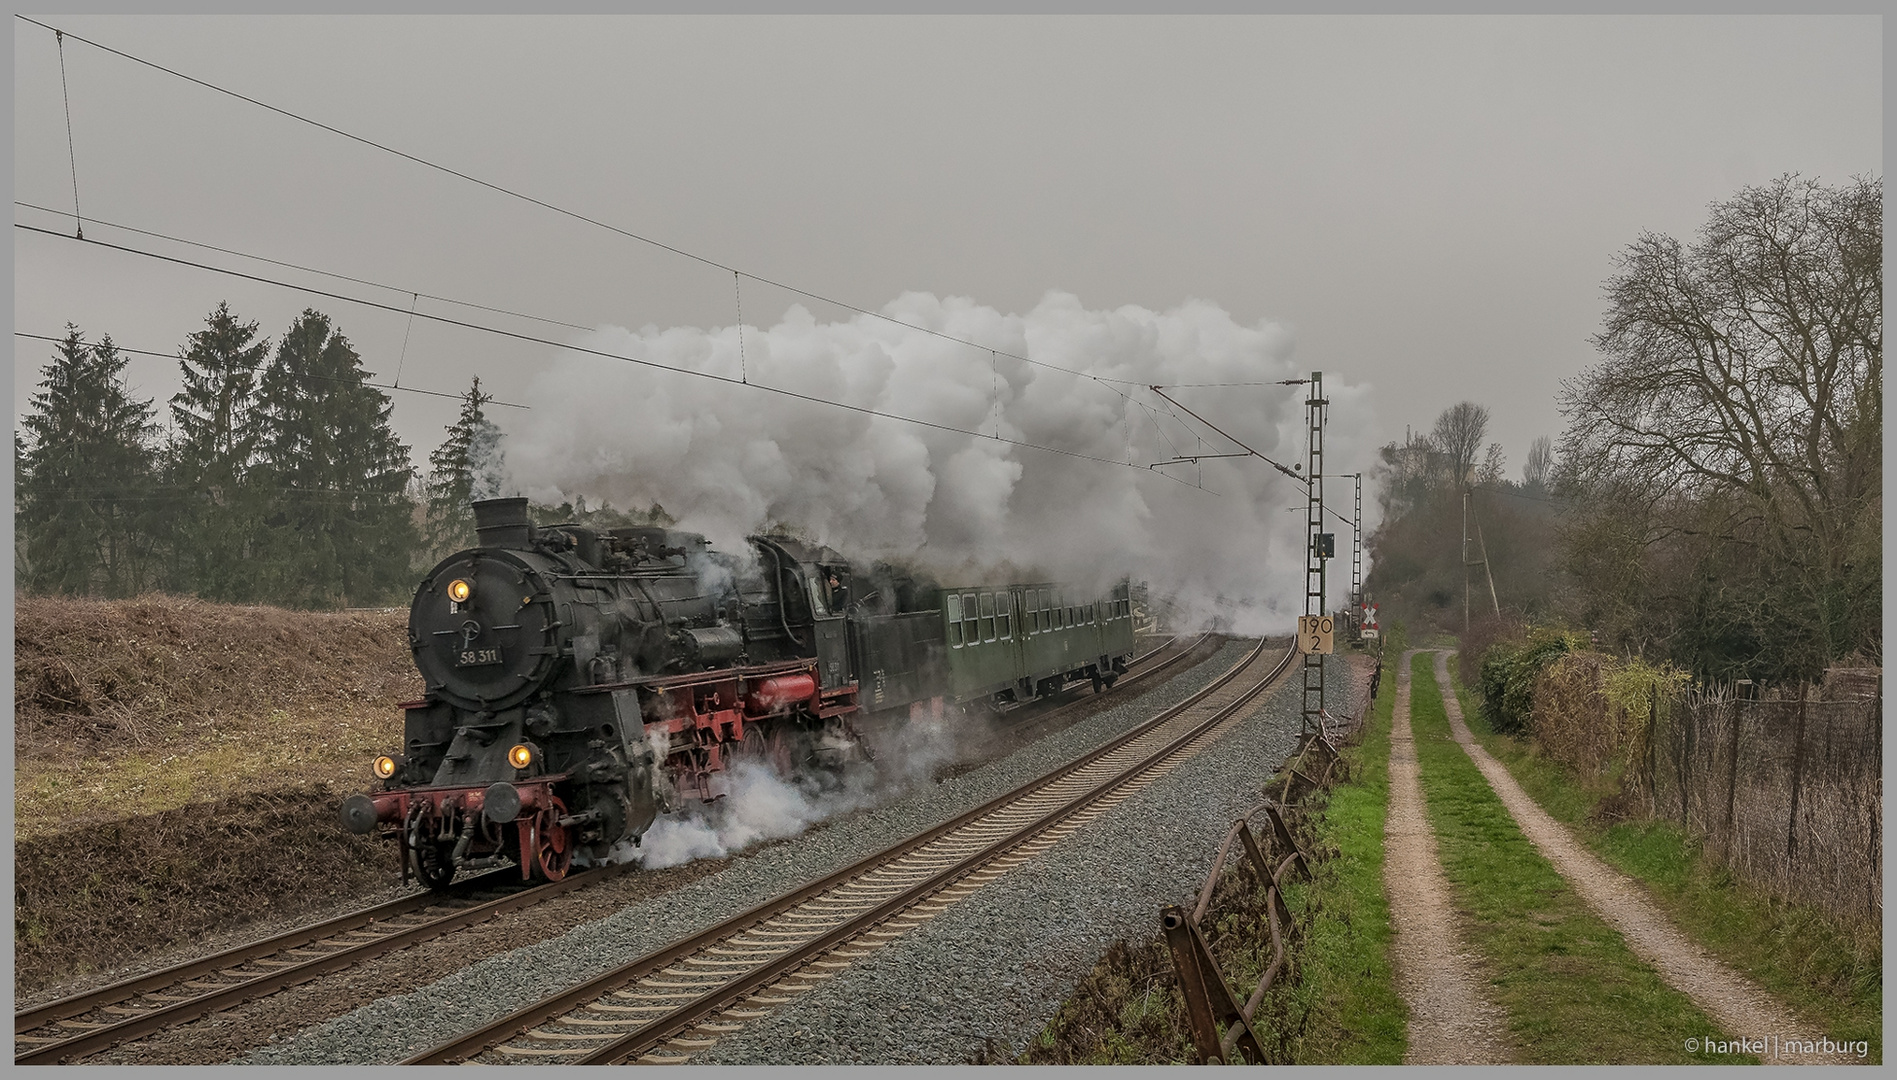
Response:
[947,593,963,646]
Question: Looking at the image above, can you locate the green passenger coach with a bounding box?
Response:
[938,579,1136,705]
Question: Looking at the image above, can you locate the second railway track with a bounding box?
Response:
[409,635,1294,1065]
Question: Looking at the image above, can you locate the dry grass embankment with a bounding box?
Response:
[15,594,422,993]
[16,593,420,839]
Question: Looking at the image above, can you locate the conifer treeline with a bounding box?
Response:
[15,302,506,608]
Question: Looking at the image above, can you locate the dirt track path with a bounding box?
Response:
[1428,651,1830,1065]
[1383,649,1513,1064]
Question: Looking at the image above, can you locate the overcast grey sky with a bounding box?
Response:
[11,13,1882,496]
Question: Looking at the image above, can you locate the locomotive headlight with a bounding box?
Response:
[447,578,473,603]
[508,744,534,770]
[373,754,398,779]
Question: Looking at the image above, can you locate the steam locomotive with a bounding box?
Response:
[341,497,1136,888]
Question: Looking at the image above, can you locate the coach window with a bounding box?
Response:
[963,593,979,645]
[980,592,996,642]
[998,594,1012,639]
[947,593,963,646]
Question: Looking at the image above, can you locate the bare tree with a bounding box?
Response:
[1431,401,1490,490]
[1522,435,1553,491]
[1559,174,1881,677]
[1478,442,1506,486]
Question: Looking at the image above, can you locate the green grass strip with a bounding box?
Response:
[1407,652,1752,1064]
[1446,655,1882,1063]
[1285,652,1406,1063]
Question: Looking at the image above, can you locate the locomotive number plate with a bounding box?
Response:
[455,646,504,667]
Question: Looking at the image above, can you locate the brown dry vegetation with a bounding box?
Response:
[15,593,421,839]
[14,594,422,994]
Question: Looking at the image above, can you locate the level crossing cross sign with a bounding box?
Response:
[1298,614,1335,655]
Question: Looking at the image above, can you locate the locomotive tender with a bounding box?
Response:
[341,497,1135,888]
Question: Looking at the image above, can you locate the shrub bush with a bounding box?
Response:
[1477,626,1586,734]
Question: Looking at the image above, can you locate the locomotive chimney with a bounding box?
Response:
[472,497,534,550]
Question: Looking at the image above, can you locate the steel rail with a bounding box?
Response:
[581,638,1292,1065]
[13,863,529,1033]
[406,636,1286,1065]
[12,864,629,1065]
[13,633,1198,1065]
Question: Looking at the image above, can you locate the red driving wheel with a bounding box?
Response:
[532,797,572,882]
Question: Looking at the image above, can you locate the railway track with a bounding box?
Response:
[10,865,633,1065]
[408,635,1293,1065]
[12,634,1204,1066]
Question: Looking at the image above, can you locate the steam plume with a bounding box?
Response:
[505,291,1374,632]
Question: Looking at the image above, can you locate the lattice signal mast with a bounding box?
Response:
[1352,472,1363,615]
[1302,371,1327,735]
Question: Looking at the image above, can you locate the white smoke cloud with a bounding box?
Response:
[606,758,875,870]
[466,416,506,502]
[589,705,984,871]
[504,291,1375,632]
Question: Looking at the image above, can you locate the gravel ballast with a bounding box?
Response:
[691,649,1363,1065]
[245,638,1265,1065]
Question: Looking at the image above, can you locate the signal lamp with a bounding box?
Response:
[373,755,398,779]
[447,579,473,603]
[509,744,534,770]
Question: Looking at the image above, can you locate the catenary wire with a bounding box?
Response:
[55,30,83,238]
[16,20,1335,483]
[14,201,1303,474]
[15,15,1154,390]
[15,199,596,333]
[16,328,534,408]
[18,223,1164,475]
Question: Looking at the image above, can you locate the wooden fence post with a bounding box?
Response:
[1869,681,1882,917]
[1680,695,1695,830]
[1722,694,1743,859]
[1646,683,1659,815]
[1785,687,1808,875]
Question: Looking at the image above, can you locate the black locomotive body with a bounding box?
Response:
[342,496,1132,888]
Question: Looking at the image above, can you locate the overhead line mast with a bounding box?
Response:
[1302,371,1327,737]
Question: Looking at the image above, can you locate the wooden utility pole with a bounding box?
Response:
[1462,487,1499,629]
[1472,488,1499,617]
[1461,489,1471,633]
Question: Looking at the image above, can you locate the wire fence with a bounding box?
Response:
[1628,675,1881,921]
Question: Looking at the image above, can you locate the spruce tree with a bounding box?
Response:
[252,309,418,607]
[165,301,270,600]
[16,328,159,596]
[423,376,505,563]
